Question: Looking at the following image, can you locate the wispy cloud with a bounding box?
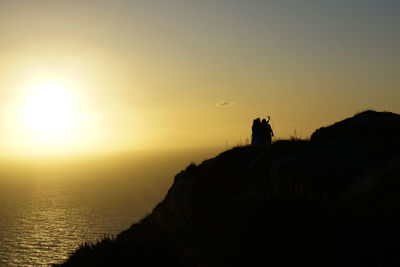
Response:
[216,101,235,107]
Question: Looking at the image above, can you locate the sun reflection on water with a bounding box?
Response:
[0,148,220,266]
[0,174,163,266]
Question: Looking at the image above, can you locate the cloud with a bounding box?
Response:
[216,101,235,107]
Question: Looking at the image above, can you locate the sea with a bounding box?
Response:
[0,147,223,266]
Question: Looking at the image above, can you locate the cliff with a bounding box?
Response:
[57,110,400,267]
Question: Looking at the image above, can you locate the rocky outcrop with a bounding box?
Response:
[58,110,400,267]
[311,110,400,144]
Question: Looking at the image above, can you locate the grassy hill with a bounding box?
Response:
[55,110,400,267]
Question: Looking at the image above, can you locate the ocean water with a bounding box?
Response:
[0,147,222,266]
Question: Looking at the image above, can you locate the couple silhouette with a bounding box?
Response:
[251,116,274,146]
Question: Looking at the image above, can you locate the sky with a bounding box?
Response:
[0,0,399,155]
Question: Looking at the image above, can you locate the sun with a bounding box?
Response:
[23,83,77,138]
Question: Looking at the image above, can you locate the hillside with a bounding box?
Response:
[56,110,400,267]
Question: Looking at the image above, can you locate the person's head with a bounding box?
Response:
[253,118,260,128]
[262,119,267,124]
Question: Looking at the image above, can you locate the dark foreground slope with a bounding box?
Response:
[57,110,400,267]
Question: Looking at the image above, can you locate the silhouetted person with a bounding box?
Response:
[251,118,263,146]
[252,116,274,146]
[262,116,274,146]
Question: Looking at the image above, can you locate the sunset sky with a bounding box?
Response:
[0,0,399,155]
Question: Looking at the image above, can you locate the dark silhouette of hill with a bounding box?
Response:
[55,110,400,267]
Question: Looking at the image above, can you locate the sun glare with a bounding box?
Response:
[23,83,77,138]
